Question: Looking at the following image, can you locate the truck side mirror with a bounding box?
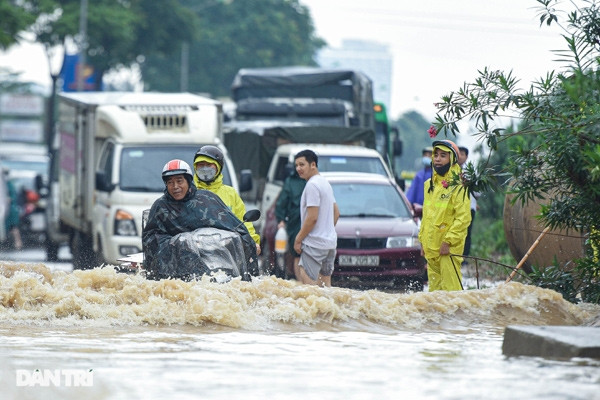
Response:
[95,171,115,192]
[239,169,253,192]
[391,128,402,156]
[34,174,45,193]
[395,176,406,191]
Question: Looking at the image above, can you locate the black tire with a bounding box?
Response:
[46,240,59,262]
[259,238,273,276]
[95,238,106,267]
[71,232,96,270]
[408,278,425,292]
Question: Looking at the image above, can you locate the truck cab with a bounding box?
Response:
[52,92,238,268]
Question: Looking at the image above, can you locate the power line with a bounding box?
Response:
[309,5,561,38]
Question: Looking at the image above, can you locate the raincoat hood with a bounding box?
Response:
[432,140,459,165]
[193,155,222,188]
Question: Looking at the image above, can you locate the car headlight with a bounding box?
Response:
[386,236,418,248]
[114,209,137,236]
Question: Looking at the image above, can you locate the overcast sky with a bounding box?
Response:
[301,0,570,120]
[0,0,573,124]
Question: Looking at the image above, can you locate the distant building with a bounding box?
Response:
[317,39,393,110]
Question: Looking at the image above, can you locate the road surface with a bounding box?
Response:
[0,244,73,273]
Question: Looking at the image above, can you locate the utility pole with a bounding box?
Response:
[180,42,189,92]
[77,0,88,91]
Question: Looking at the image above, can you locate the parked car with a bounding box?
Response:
[262,172,426,290]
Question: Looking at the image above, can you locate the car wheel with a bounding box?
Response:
[408,278,424,292]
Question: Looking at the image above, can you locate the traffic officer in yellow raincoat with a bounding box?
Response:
[418,139,471,291]
[193,145,261,255]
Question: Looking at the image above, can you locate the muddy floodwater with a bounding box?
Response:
[1,262,599,400]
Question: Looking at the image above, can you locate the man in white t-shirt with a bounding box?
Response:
[293,149,340,287]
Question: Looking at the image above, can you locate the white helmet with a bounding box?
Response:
[162,159,193,182]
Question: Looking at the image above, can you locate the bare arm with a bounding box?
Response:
[333,203,340,226]
[293,206,319,253]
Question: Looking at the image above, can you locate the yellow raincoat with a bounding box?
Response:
[418,162,471,291]
[193,155,260,245]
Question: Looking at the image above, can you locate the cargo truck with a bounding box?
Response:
[49,92,243,268]
[230,66,375,130]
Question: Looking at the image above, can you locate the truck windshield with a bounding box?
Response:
[119,146,231,192]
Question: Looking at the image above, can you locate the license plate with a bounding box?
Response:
[338,255,380,266]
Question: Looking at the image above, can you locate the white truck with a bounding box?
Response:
[50,92,242,269]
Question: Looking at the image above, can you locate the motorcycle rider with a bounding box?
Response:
[142,159,258,281]
[192,145,261,255]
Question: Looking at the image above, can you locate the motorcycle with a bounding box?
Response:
[118,209,261,283]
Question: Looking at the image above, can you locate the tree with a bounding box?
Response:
[431,0,600,302]
[0,1,37,49]
[23,0,196,86]
[393,110,433,173]
[141,0,325,96]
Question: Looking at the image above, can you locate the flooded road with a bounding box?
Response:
[1,255,599,399]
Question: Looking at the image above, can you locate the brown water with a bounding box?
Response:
[1,262,599,400]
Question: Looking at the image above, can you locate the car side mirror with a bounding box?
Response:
[392,137,403,157]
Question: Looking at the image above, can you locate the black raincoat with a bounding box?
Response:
[142,185,258,281]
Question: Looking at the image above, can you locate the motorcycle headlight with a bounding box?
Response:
[114,209,137,236]
[386,236,418,248]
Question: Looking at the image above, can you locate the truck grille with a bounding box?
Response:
[142,114,187,130]
[123,105,193,130]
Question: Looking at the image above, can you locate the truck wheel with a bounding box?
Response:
[46,240,59,262]
[94,238,106,267]
[71,232,95,270]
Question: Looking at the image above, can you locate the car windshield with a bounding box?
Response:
[119,146,232,192]
[273,154,389,183]
[332,181,411,218]
[319,156,388,177]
